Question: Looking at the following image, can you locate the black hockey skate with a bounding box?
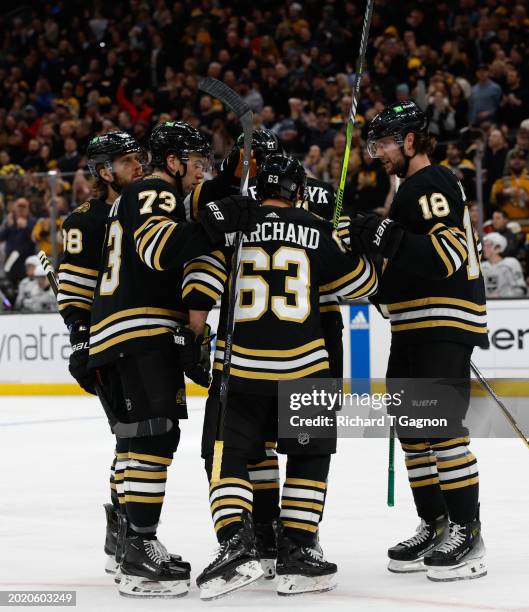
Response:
[424,518,486,581]
[103,504,119,575]
[276,529,337,596]
[197,512,264,601]
[112,510,190,584]
[387,515,448,573]
[118,535,190,598]
[255,521,278,579]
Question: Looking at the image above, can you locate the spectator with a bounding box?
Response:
[481,232,527,298]
[57,137,81,174]
[440,142,476,200]
[499,67,529,130]
[305,107,336,152]
[116,80,153,125]
[14,255,40,310]
[426,90,456,142]
[484,210,519,258]
[490,148,529,220]
[0,197,36,285]
[483,128,509,215]
[303,145,325,180]
[504,121,529,172]
[31,195,69,257]
[19,265,58,312]
[468,64,502,126]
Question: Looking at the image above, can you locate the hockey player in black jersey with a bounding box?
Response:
[349,100,487,581]
[88,121,258,598]
[184,155,378,599]
[58,131,144,576]
[182,130,345,579]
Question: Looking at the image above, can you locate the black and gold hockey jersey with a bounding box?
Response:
[373,165,488,347]
[58,198,109,328]
[182,205,378,394]
[89,177,215,366]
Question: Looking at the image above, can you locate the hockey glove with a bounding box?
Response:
[348,214,404,259]
[200,195,259,243]
[174,324,215,388]
[68,321,96,395]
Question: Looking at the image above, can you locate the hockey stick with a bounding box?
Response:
[198,78,253,482]
[37,250,172,438]
[470,360,529,448]
[332,0,374,229]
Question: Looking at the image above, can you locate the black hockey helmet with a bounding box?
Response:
[256,154,306,203]
[367,99,427,158]
[236,128,281,165]
[86,131,141,178]
[149,121,210,169]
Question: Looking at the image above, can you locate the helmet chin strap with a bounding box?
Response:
[164,155,187,194]
[396,147,417,179]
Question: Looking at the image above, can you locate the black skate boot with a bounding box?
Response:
[113,513,190,585]
[197,512,264,601]
[276,527,337,596]
[103,504,119,575]
[387,515,448,573]
[255,521,278,579]
[118,534,190,598]
[425,517,486,581]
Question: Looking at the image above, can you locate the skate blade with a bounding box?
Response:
[277,572,337,596]
[105,555,118,575]
[261,558,276,580]
[388,558,426,573]
[200,560,264,601]
[114,569,122,585]
[427,557,487,582]
[118,573,189,598]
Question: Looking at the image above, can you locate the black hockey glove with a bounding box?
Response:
[173,324,215,388]
[68,321,96,395]
[200,195,259,243]
[348,214,404,259]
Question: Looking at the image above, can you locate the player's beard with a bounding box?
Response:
[382,153,406,177]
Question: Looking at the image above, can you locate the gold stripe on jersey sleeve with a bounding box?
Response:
[319,304,341,313]
[221,361,329,380]
[319,258,364,292]
[211,249,226,263]
[137,220,169,257]
[428,223,446,234]
[184,261,227,282]
[58,283,94,298]
[388,297,487,313]
[58,263,98,277]
[192,182,203,221]
[431,234,454,276]
[391,320,488,334]
[133,215,169,240]
[59,301,91,311]
[443,230,467,259]
[215,338,325,357]
[345,264,377,299]
[90,307,182,333]
[89,326,174,355]
[153,223,177,271]
[182,283,220,301]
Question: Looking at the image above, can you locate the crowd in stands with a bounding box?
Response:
[1,0,529,309]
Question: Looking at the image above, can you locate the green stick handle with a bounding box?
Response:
[387,424,395,507]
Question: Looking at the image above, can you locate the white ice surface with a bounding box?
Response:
[1,396,528,611]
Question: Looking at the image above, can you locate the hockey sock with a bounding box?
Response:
[401,440,447,521]
[431,437,479,524]
[248,441,280,524]
[205,453,253,542]
[281,454,330,546]
[112,438,128,511]
[109,454,119,510]
[124,452,171,535]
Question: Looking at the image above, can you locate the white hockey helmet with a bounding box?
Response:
[483,232,507,254]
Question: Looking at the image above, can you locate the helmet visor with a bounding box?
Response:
[367,134,404,159]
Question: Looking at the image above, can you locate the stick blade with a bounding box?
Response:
[198,77,251,119]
